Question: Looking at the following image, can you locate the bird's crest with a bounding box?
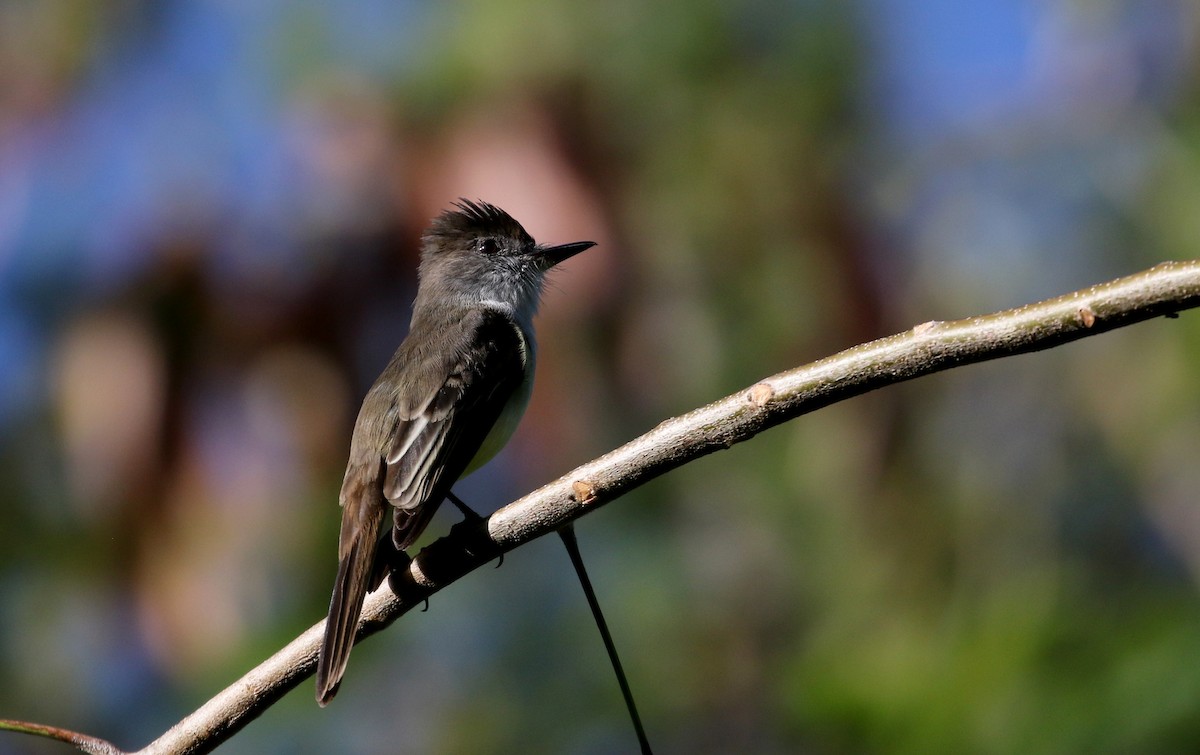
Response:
[425,199,533,246]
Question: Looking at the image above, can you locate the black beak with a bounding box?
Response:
[538,240,596,267]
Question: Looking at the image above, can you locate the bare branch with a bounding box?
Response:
[0,719,124,755]
[8,260,1200,754]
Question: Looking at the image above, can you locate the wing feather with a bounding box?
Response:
[317,307,526,703]
[383,308,527,548]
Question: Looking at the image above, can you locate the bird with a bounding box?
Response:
[315,199,595,705]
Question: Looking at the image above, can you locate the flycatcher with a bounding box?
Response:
[315,199,595,705]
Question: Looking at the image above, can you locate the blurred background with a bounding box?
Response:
[1,1,1199,753]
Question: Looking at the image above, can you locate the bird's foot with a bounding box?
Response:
[372,534,412,591]
[446,491,504,567]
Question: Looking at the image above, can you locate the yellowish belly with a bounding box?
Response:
[464,369,533,475]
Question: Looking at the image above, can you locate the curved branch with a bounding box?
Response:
[7,260,1200,754]
[0,719,123,755]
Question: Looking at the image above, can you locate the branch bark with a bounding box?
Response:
[6,260,1200,754]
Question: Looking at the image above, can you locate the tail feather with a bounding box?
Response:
[316,486,385,706]
[315,539,372,705]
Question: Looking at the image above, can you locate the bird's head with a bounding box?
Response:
[417,199,595,319]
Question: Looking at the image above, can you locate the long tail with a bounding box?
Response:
[316,481,386,706]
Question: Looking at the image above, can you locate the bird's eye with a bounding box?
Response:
[477,238,499,255]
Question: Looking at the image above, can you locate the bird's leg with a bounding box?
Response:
[370,531,411,591]
[373,532,430,611]
[445,490,481,520]
[446,491,503,567]
[375,533,429,611]
[558,523,653,755]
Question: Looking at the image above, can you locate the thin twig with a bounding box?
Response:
[0,719,124,755]
[558,523,653,754]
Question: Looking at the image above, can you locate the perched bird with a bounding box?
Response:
[315,199,594,705]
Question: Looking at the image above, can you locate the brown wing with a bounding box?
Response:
[381,307,527,549]
[316,307,526,704]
